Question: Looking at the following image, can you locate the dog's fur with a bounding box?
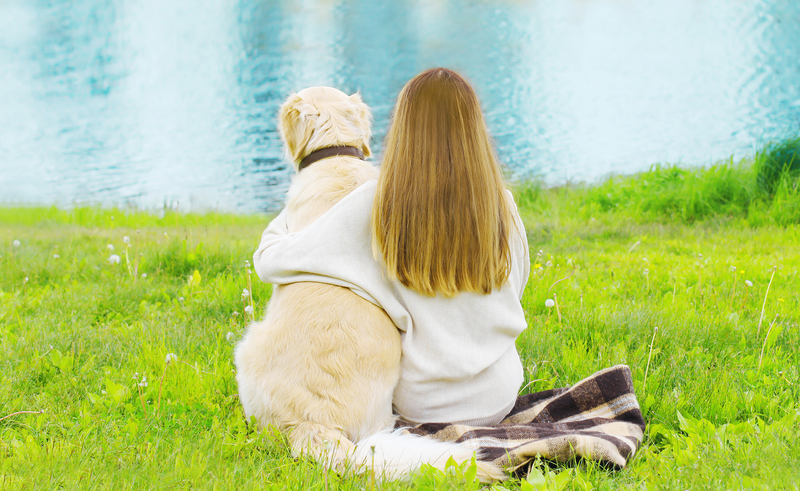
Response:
[234,87,505,481]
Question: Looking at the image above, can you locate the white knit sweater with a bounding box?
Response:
[253,180,530,426]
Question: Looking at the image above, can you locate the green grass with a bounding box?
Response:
[515,137,800,226]
[2,150,799,489]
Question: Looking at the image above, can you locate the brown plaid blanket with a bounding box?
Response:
[395,365,645,472]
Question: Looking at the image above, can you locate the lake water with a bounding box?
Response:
[1,0,799,212]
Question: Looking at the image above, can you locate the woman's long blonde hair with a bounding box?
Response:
[372,68,515,297]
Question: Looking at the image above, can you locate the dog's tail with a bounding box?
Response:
[351,428,507,482]
[290,423,506,482]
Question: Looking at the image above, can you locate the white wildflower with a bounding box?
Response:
[141,273,147,279]
[107,244,114,251]
[165,353,177,364]
[12,240,21,247]
[242,288,250,298]
[53,254,60,259]
[108,254,121,264]
[643,268,650,276]
[545,261,553,267]
[138,376,148,388]
[226,332,234,341]
[545,299,555,308]
[123,236,130,244]
[730,266,737,272]
[178,297,184,302]
[745,280,753,287]
[24,277,29,283]
[244,305,254,314]
[232,311,239,317]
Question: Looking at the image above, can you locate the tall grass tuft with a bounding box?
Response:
[754,136,800,198]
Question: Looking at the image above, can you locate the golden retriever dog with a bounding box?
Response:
[234,87,504,481]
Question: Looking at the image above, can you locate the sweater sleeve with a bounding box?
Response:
[505,190,530,300]
[252,209,293,284]
[515,210,530,300]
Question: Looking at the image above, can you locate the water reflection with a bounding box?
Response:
[0,0,798,212]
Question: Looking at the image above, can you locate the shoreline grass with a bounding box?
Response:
[2,146,799,489]
[514,136,800,227]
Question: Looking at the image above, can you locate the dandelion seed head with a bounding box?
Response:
[141,273,147,279]
[53,254,60,259]
[545,261,553,267]
[642,257,648,262]
[545,299,555,308]
[123,236,130,244]
[242,288,250,298]
[165,353,177,364]
[24,277,29,283]
[731,266,737,272]
[12,240,21,247]
[232,311,239,317]
[138,376,148,388]
[107,244,114,251]
[745,280,753,287]
[244,305,254,314]
[108,254,121,264]
[643,268,650,276]
[178,297,184,302]
[226,331,234,341]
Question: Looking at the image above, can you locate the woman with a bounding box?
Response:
[254,68,529,426]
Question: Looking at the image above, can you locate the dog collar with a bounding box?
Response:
[298,146,365,171]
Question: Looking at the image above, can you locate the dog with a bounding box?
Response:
[234,87,505,481]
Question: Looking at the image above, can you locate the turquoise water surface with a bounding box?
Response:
[1,0,799,211]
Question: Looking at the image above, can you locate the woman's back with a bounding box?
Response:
[253,179,529,425]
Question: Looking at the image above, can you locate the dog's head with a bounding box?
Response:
[278,87,372,170]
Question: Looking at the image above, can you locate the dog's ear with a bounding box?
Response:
[349,92,373,158]
[278,93,318,165]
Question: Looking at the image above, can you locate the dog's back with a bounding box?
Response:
[234,157,401,465]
